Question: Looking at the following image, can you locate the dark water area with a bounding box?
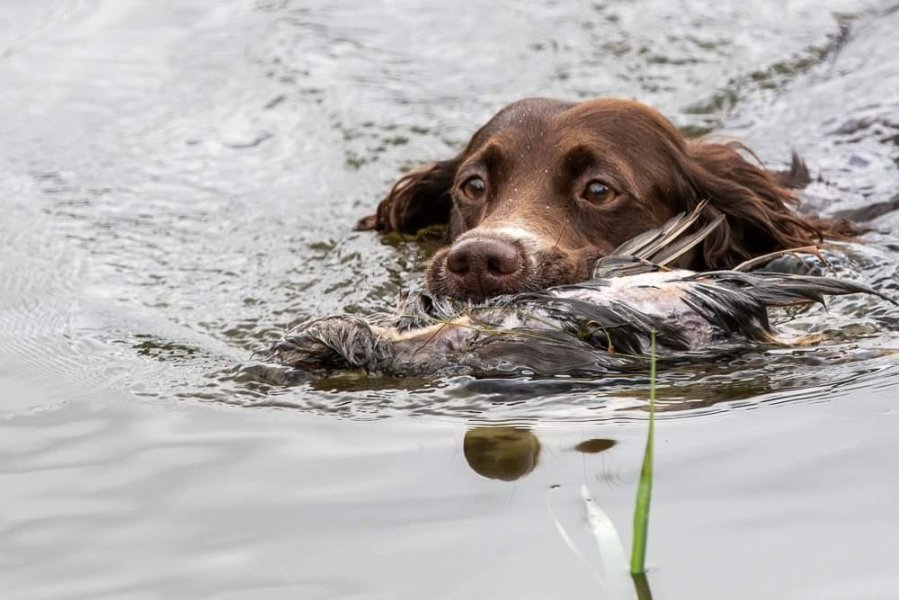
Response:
[2,1,899,598]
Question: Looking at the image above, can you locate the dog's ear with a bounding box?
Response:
[680,141,857,268]
[355,159,460,233]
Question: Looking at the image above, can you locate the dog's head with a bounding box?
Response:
[359,97,848,302]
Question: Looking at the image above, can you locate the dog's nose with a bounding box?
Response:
[445,237,525,299]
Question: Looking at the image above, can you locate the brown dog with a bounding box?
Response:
[357,98,855,302]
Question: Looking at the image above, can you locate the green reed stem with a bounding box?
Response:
[630,330,655,576]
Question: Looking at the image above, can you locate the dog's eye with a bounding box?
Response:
[582,180,616,204]
[461,176,486,200]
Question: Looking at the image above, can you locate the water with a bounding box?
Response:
[1,0,899,598]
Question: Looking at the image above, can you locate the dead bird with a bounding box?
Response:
[266,203,888,379]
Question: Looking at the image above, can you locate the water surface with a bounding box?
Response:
[2,1,899,598]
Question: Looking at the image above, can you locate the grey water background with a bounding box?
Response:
[2,0,899,598]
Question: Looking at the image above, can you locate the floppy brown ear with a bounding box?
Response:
[682,141,858,269]
[354,158,459,233]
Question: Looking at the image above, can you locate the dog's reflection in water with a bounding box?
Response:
[463,427,541,481]
[462,427,617,481]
